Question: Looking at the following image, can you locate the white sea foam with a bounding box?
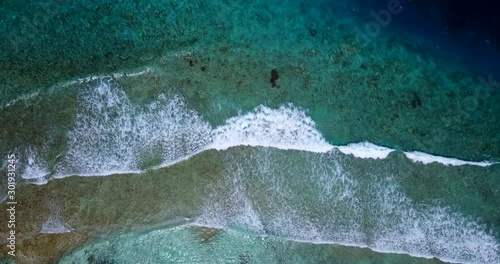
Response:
[336,141,393,159]
[40,201,73,234]
[210,104,333,153]
[19,80,495,180]
[54,80,212,177]
[40,215,73,234]
[59,67,153,88]
[405,151,495,167]
[0,68,153,110]
[367,178,500,264]
[195,149,500,264]
[2,91,40,109]
[52,81,336,177]
[21,146,49,185]
[14,81,499,263]
[336,142,497,167]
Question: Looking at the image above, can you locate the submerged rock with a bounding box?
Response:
[270,69,279,87]
[411,92,423,108]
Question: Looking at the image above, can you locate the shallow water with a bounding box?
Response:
[1,0,499,263]
[60,225,446,264]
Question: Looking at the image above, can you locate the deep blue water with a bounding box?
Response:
[366,0,500,76]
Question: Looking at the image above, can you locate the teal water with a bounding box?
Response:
[0,0,499,263]
[59,225,444,264]
[1,0,499,160]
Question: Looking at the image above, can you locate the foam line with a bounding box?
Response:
[335,142,497,166]
[20,146,50,185]
[40,216,73,234]
[188,222,456,263]
[210,104,334,153]
[14,82,499,263]
[53,169,143,179]
[17,81,496,181]
[2,91,40,109]
[335,142,392,159]
[60,67,153,88]
[193,150,500,264]
[404,151,494,167]
[0,67,153,110]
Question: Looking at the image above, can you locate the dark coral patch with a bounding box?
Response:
[270,69,279,87]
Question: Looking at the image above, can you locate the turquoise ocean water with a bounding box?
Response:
[0,0,499,263]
